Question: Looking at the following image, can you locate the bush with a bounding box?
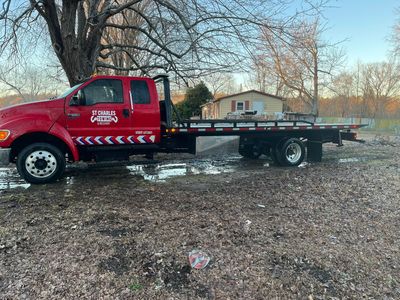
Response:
[175,82,212,119]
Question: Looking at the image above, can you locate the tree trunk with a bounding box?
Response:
[312,52,319,116]
[40,0,104,86]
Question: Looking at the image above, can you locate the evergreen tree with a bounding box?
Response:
[176,82,213,119]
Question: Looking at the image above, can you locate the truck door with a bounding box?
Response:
[66,78,135,146]
[129,79,160,143]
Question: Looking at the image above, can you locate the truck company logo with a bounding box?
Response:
[90,110,118,125]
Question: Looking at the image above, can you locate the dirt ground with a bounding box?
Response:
[1,133,400,299]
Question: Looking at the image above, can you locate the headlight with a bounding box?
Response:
[0,130,10,141]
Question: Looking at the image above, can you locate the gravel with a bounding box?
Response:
[1,134,399,299]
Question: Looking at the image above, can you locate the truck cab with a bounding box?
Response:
[0,75,165,184]
[65,75,161,146]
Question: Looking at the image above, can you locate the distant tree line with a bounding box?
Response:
[283,61,400,119]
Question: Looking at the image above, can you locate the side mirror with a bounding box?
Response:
[70,90,84,106]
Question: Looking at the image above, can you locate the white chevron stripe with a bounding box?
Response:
[127,136,135,144]
[137,135,146,143]
[105,136,114,144]
[76,137,85,145]
[94,136,103,145]
[116,136,124,144]
[149,135,155,143]
[85,136,94,145]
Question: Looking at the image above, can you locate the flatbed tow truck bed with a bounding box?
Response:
[166,120,362,135]
[161,118,365,164]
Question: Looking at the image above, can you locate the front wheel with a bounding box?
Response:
[16,143,66,184]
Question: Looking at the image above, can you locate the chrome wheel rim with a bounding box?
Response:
[25,150,57,178]
[285,143,302,163]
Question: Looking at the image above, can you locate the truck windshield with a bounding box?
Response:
[58,83,83,98]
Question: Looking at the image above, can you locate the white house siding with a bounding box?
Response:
[217,91,283,118]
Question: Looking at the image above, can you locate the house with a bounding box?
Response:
[201,90,284,119]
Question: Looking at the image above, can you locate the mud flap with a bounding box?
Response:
[307,141,322,162]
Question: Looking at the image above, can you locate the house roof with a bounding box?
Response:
[213,90,284,102]
[200,102,214,108]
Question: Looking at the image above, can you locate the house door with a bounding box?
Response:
[253,101,264,115]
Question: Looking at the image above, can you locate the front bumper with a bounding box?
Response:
[0,148,11,166]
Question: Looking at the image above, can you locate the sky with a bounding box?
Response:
[323,0,399,64]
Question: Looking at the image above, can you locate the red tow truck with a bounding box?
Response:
[0,75,363,184]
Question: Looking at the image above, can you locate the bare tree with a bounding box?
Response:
[0,39,66,100]
[0,0,328,87]
[252,54,270,93]
[0,0,10,20]
[100,0,151,76]
[0,62,67,101]
[391,7,400,57]
[203,73,235,98]
[260,18,345,116]
[330,72,354,117]
[250,53,286,96]
[358,61,400,118]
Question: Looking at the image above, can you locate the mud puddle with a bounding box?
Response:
[0,156,270,191]
[337,157,368,163]
[0,167,30,190]
[126,156,265,182]
[67,155,270,184]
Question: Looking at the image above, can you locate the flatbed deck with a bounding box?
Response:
[166,120,364,135]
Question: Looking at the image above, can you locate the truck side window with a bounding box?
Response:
[81,79,123,105]
[131,80,150,104]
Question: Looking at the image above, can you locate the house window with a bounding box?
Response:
[236,101,244,111]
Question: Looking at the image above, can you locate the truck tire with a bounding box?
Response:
[270,146,283,166]
[16,143,66,184]
[277,138,305,166]
[238,144,262,159]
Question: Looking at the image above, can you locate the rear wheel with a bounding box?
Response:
[277,138,305,166]
[17,143,66,184]
[270,146,283,166]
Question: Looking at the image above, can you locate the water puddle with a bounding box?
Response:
[1,152,374,191]
[0,167,30,190]
[338,157,363,163]
[126,157,244,182]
